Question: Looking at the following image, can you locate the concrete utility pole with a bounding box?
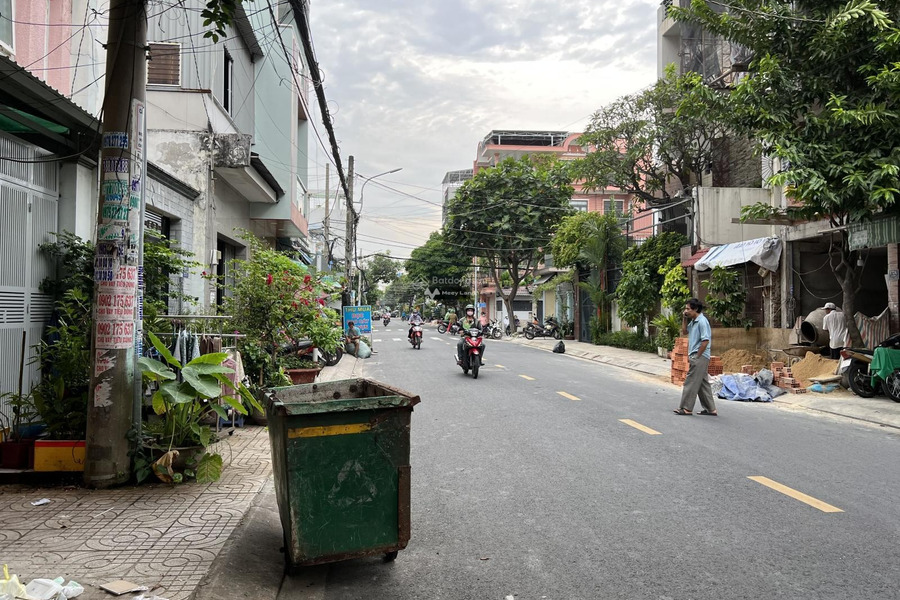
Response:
[84,0,148,488]
[344,155,355,305]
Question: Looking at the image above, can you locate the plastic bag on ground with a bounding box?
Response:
[0,565,26,599]
[755,368,774,386]
[809,382,839,393]
[355,340,372,359]
[24,578,63,600]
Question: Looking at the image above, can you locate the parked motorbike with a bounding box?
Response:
[437,321,460,335]
[505,317,520,336]
[839,333,900,400]
[488,320,503,340]
[455,327,485,379]
[409,324,424,349]
[288,338,343,368]
[523,316,561,340]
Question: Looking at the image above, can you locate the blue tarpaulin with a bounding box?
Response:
[718,374,773,402]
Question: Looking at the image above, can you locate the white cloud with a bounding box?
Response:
[305,0,660,259]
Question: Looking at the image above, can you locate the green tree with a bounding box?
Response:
[615,260,657,335]
[445,157,574,331]
[624,231,689,294]
[659,256,691,314]
[576,65,730,205]
[671,0,900,346]
[703,266,749,328]
[405,232,471,304]
[553,212,626,332]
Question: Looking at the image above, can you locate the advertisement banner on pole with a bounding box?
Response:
[343,305,372,334]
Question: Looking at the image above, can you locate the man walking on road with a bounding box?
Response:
[675,298,717,416]
[822,301,848,359]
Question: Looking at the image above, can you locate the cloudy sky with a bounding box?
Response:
[306,0,661,260]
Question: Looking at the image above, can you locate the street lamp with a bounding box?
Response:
[354,167,402,304]
[357,167,402,215]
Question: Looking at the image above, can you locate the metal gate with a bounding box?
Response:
[0,133,58,421]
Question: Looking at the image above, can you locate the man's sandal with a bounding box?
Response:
[673,409,692,415]
[698,410,718,416]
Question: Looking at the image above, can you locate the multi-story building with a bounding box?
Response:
[440,169,472,227]
[0,1,317,413]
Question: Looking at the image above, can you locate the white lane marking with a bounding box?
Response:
[392,338,401,342]
[373,339,383,343]
[431,337,442,341]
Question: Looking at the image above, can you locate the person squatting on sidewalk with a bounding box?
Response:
[674,298,718,416]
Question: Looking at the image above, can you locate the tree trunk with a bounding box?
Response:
[836,237,864,348]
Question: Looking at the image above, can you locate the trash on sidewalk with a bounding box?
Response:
[23,577,84,600]
[132,596,170,600]
[552,341,565,353]
[808,382,840,393]
[30,498,52,506]
[99,580,148,596]
[0,565,27,599]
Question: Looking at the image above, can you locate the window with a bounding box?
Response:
[223,49,233,113]
[570,200,588,212]
[605,198,624,216]
[148,43,181,86]
[0,0,13,53]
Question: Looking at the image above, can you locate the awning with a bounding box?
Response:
[682,248,709,268]
[848,216,900,251]
[694,237,782,272]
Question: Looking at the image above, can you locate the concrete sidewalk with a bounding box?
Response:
[504,335,900,430]
[0,356,362,600]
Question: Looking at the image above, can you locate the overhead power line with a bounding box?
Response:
[286,0,351,205]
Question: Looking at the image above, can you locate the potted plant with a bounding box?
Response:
[278,353,321,385]
[0,390,39,469]
[31,288,92,471]
[136,332,261,484]
[652,312,682,358]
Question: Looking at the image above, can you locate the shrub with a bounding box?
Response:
[593,330,657,353]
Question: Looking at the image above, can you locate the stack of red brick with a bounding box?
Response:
[669,337,724,384]
[770,361,807,394]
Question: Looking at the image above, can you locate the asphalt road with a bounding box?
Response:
[281,323,900,600]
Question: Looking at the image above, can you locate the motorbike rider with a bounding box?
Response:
[408,307,425,340]
[456,304,485,365]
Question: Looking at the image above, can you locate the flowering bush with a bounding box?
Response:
[224,233,341,384]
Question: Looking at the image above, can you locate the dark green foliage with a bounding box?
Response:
[405,233,470,303]
[444,156,574,327]
[623,231,689,292]
[702,267,751,328]
[593,330,658,354]
[615,260,657,335]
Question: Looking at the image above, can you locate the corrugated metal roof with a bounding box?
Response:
[682,248,709,268]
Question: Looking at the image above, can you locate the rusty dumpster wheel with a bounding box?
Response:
[881,369,900,403]
[384,551,399,562]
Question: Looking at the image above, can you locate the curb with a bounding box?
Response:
[509,337,671,382]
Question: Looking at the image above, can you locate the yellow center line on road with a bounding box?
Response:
[557,391,581,401]
[619,419,661,435]
[519,375,535,381]
[748,476,844,513]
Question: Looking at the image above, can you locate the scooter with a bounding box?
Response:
[488,320,503,340]
[287,338,343,368]
[839,332,900,400]
[455,327,484,379]
[408,324,424,349]
[523,316,561,340]
[437,321,460,335]
[383,315,391,326]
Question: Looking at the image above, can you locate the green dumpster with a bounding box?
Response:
[265,378,420,567]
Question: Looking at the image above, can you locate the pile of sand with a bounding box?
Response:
[720,348,769,374]
[790,352,839,388]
